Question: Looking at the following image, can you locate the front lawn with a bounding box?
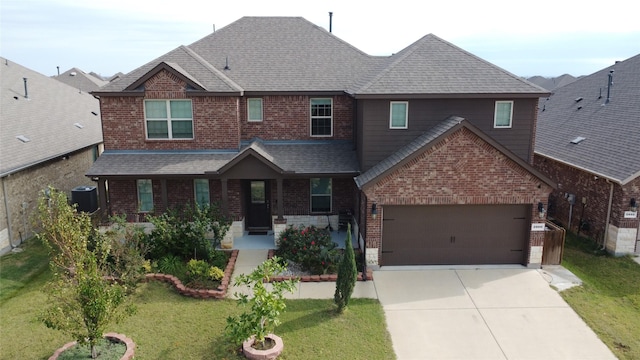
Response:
[0,239,395,360]
[560,232,640,360]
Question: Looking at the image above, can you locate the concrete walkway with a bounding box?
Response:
[230,250,616,360]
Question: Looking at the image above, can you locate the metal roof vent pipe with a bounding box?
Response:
[605,70,614,104]
[329,12,333,33]
[23,77,29,98]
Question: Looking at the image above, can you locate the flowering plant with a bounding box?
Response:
[275,225,340,274]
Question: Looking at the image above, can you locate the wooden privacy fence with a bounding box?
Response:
[542,221,566,265]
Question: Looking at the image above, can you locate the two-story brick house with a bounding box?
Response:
[89,17,554,267]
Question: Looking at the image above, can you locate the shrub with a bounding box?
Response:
[334,224,357,313]
[156,255,186,278]
[186,259,224,283]
[144,203,230,263]
[275,225,340,274]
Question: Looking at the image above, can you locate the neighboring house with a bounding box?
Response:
[53,67,108,93]
[89,16,554,267]
[0,58,103,255]
[527,74,579,91]
[534,54,640,255]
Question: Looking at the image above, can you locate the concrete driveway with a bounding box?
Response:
[374,268,616,360]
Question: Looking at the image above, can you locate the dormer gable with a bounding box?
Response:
[125,62,206,92]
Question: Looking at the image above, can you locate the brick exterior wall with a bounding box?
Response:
[534,154,639,250]
[100,70,240,151]
[240,95,353,141]
[0,147,98,254]
[362,127,553,265]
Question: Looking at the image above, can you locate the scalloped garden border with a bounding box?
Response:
[267,249,373,282]
[143,249,238,299]
[49,333,135,360]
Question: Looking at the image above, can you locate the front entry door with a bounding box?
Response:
[246,180,271,230]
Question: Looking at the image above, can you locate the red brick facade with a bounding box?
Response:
[362,127,553,265]
[534,155,640,244]
[240,95,353,141]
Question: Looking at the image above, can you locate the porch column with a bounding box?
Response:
[221,178,229,215]
[276,177,284,220]
[160,179,168,211]
[97,178,108,218]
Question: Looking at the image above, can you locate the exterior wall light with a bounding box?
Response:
[371,202,378,220]
[631,198,638,212]
[537,202,546,219]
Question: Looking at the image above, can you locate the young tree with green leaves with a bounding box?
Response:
[35,187,135,359]
[334,223,357,313]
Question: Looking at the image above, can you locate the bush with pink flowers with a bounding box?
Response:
[275,225,340,275]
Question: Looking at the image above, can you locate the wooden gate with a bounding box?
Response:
[542,221,566,265]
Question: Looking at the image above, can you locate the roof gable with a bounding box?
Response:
[356,116,555,189]
[535,53,640,184]
[354,34,548,97]
[125,62,206,91]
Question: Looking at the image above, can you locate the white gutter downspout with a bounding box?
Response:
[2,177,17,249]
[603,180,615,250]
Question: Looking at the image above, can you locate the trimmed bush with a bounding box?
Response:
[275,225,340,275]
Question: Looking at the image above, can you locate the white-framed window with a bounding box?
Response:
[390,101,408,129]
[194,179,210,207]
[310,98,332,137]
[310,178,332,213]
[494,101,513,128]
[144,99,193,139]
[137,179,153,212]
[247,98,263,122]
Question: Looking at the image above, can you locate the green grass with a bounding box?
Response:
[0,241,395,360]
[0,237,50,303]
[560,232,640,360]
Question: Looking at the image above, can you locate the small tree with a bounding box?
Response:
[225,257,298,350]
[334,223,357,313]
[35,187,135,359]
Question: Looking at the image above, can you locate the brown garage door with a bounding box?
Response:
[382,205,529,265]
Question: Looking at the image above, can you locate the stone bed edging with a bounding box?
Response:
[143,249,238,299]
[267,249,374,282]
[49,333,135,360]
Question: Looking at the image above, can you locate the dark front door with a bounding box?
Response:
[246,180,271,230]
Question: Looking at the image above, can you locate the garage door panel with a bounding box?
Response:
[382,205,529,265]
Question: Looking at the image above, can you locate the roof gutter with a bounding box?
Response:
[353,92,550,100]
[534,151,622,185]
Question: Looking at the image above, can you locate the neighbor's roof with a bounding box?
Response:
[96,17,547,97]
[0,58,103,177]
[86,139,359,177]
[535,53,640,185]
[53,67,108,92]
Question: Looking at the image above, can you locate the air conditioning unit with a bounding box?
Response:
[71,186,98,213]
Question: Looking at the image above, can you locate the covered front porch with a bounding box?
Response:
[230,228,358,250]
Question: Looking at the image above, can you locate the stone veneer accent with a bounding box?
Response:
[606,224,639,255]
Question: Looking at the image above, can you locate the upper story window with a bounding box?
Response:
[137,179,153,212]
[310,98,332,137]
[310,178,332,213]
[390,101,408,129]
[247,98,263,122]
[494,101,513,128]
[194,179,210,207]
[144,99,193,139]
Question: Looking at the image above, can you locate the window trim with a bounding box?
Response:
[144,99,194,140]
[194,179,210,207]
[137,179,153,213]
[247,98,263,122]
[310,98,333,137]
[310,178,332,213]
[493,100,514,129]
[389,101,409,129]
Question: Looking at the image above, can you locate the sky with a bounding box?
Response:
[1,0,638,79]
